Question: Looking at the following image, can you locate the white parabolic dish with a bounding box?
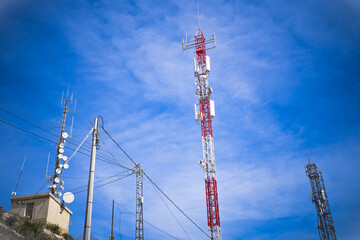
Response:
[63,192,74,203]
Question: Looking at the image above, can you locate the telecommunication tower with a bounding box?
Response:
[48,91,76,198]
[182,5,221,240]
[305,156,337,240]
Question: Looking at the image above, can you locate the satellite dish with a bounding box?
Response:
[63,163,69,169]
[56,168,61,174]
[59,148,64,153]
[54,177,60,183]
[59,143,65,148]
[61,180,64,185]
[62,132,69,139]
[63,155,68,161]
[60,186,64,190]
[58,154,63,159]
[12,192,16,196]
[56,192,62,197]
[52,184,57,189]
[63,192,74,203]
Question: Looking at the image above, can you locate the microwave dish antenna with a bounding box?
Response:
[63,192,74,203]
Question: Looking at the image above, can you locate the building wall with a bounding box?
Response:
[10,193,72,234]
[10,197,49,222]
[46,197,71,232]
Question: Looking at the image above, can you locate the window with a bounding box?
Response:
[25,203,34,219]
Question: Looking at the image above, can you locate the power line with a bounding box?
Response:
[71,172,134,195]
[98,131,133,171]
[151,180,192,240]
[0,106,115,161]
[114,200,180,240]
[100,125,209,238]
[0,118,127,168]
[68,169,132,192]
[0,99,54,129]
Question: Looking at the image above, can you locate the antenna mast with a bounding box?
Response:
[49,91,74,197]
[182,4,221,240]
[305,156,337,240]
[135,164,144,240]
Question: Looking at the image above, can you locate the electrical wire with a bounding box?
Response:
[100,125,209,238]
[114,200,180,240]
[71,172,134,195]
[68,169,132,192]
[0,100,114,160]
[151,180,192,240]
[65,127,94,163]
[98,131,133,171]
[0,106,115,161]
[0,99,54,129]
[0,118,127,168]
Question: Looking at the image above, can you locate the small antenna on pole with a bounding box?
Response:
[60,91,64,106]
[46,152,51,179]
[307,149,312,164]
[66,84,70,100]
[13,154,27,196]
[197,1,200,29]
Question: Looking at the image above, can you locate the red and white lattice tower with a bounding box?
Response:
[182,7,221,240]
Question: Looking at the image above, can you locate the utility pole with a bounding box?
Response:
[182,4,221,240]
[135,164,144,240]
[305,156,337,240]
[110,199,115,240]
[83,117,99,240]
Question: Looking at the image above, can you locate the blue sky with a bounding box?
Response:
[0,0,359,239]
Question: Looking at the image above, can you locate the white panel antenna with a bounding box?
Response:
[210,100,215,117]
[206,56,211,72]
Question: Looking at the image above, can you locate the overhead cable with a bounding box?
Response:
[114,200,180,240]
[100,125,209,238]
[0,119,126,168]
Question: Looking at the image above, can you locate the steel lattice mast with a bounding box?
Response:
[135,164,144,240]
[182,6,221,240]
[305,157,337,240]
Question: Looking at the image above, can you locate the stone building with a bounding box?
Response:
[10,192,72,233]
